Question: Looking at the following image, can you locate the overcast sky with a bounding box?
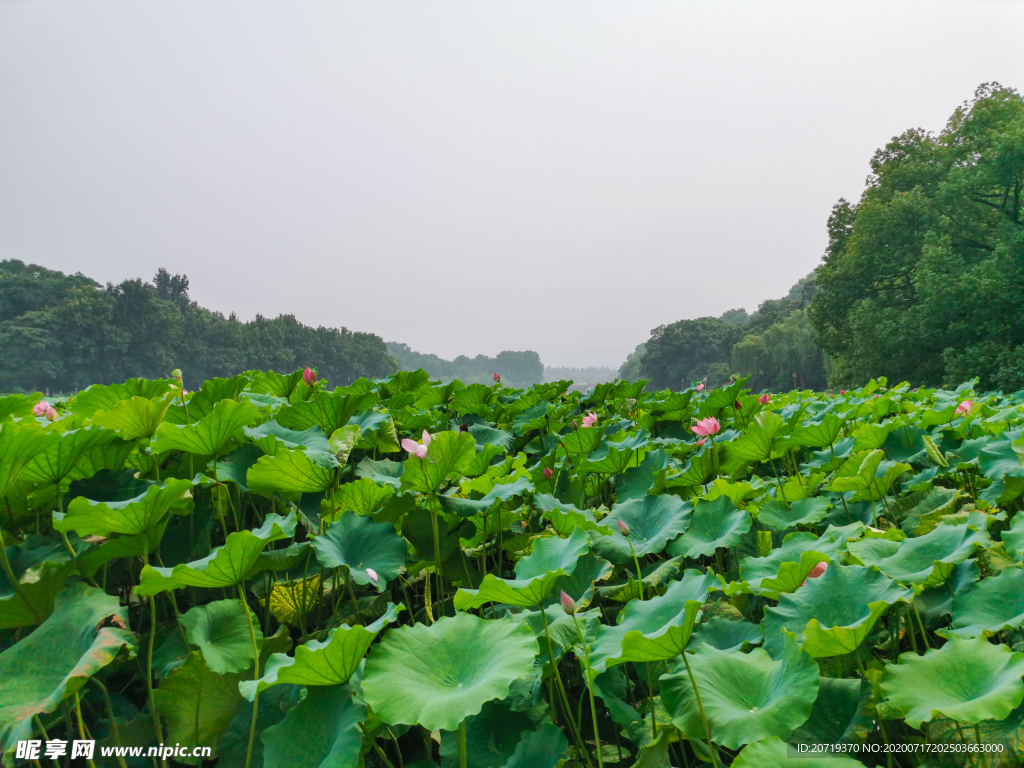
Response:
[2,1,1023,369]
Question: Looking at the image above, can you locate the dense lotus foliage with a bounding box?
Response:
[3,368,1024,768]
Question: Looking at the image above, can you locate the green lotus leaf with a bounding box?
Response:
[328,425,361,465]
[244,419,331,454]
[153,650,244,761]
[400,431,477,494]
[786,414,846,449]
[667,496,750,558]
[54,477,193,537]
[1001,512,1024,558]
[847,521,989,586]
[453,528,590,609]
[0,393,42,422]
[725,411,786,463]
[756,497,832,531]
[590,495,692,565]
[167,374,250,423]
[589,570,718,673]
[896,487,961,535]
[71,378,176,417]
[790,676,874,750]
[735,523,864,599]
[260,684,366,768]
[213,443,262,493]
[90,394,174,439]
[240,603,401,700]
[311,513,408,590]
[762,565,912,658]
[829,450,884,494]
[0,584,135,763]
[438,475,534,517]
[361,612,538,732]
[246,447,338,497]
[467,423,512,452]
[533,493,611,536]
[152,398,260,459]
[596,556,684,603]
[275,391,378,434]
[352,410,401,454]
[464,444,507,478]
[660,633,819,750]
[551,552,614,609]
[560,427,604,456]
[581,431,650,475]
[690,617,763,652]
[732,737,865,768]
[942,568,1024,638]
[356,457,404,488]
[438,698,548,768]
[136,512,295,595]
[247,369,305,400]
[881,635,1024,728]
[180,598,263,675]
[329,476,395,518]
[500,723,569,768]
[0,423,58,499]
[0,536,76,628]
[656,450,713,490]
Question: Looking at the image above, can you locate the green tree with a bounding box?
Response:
[639,317,745,389]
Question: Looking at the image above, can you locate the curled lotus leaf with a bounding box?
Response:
[55,477,193,538]
[667,496,751,558]
[847,521,989,586]
[590,495,693,565]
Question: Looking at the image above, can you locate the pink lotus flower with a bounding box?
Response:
[493,372,500,383]
[543,467,553,480]
[32,401,49,417]
[560,590,575,615]
[839,390,846,395]
[758,394,771,405]
[912,388,918,393]
[366,568,379,584]
[580,412,598,428]
[874,394,880,399]
[956,400,973,416]
[401,430,432,459]
[302,367,317,386]
[691,417,721,437]
[44,405,57,421]
[617,519,630,536]
[696,383,704,392]
[801,561,828,586]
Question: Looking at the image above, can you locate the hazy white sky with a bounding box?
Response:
[2,1,1023,368]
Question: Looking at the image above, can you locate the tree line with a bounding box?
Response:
[625,83,1024,393]
[386,342,544,388]
[0,262,397,392]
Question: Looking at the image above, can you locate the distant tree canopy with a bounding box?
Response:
[0,261,397,392]
[809,83,1024,391]
[387,343,543,388]
[543,366,617,386]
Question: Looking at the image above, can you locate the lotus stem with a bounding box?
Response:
[238,583,261,768]
[911,601,930,650]
[457,720,468,768]
[346,567,360,623]
[74,692,98,768]
[626,537,645,600]
[571,612,604,768]
[146,595,168,768]
[0,528,43,624]
[539,605,588,765]
[680,651,718,768]
[91,678,128,768]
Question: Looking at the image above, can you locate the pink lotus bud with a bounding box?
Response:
[912,388,918,393]
[543,467,553,480]
[691,417,721,437]
[839,390,846,395]
[572,421,578,429]
[801,561,828,586]
[366,568,378,584]
[696,383,704,392]
[32,401,49,417]
[956,400,973,416]
[734,400,742,410]
[493,372,500,382]
[44,405,57,421]
[617,519,630,536]
[560,590,575,615]
[758,393,771,405]
[874,394,880,399]
[303,367,317,386]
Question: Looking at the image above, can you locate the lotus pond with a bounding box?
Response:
[1,370,1023,768]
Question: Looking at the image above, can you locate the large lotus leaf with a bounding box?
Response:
[881,635,1024,728]
[21,425,129,489]
[943,568,1024,639]
[330,477,394,518]
[0,536,76,629]
[260,684,365,768]
[0,423,58,498]
[361,612,538,732]
[762,565,912,658]
[275,391,378,434]
[356,457,404,489]
[532,493,611,536]
[690,617,763,652]
[438,698,547,768]
[71,378,176,417]
[90,394,174,439]
[246,447,338,497]
[453,527,590,609]
[551,552,614,609]
[180,598,263,675]
[660,633,819,750]
[848,521,989,586]
[439,475,534,517]
[400,431,477,494]
[725,411,785,463]
[597,556,684,604]
[311,513,408,590]
[1001,512,1024,558]
[731,737,865,768]
[656,450,714,490]
[500,723,569,768]
[786,414,845,449]
[0,393,42,422]
[240,603,401,700]
[667,496,750,558]
[589,569,717,673]
[756,497,832,531]
[152,399,260,457]
[153,651,244,762]
[55,477,193,537]
[581,431,650,475]
[790,676,874,750]
[829,450,884,493]
[246,369,305,400]
[560,426,604,456]
[0,584,135,763]
[136,512,295,595]
[590,495,692,565]
[896,487,961,535]
[735,523,864,599]
[244,419,331,454]
[213,444,262,493]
